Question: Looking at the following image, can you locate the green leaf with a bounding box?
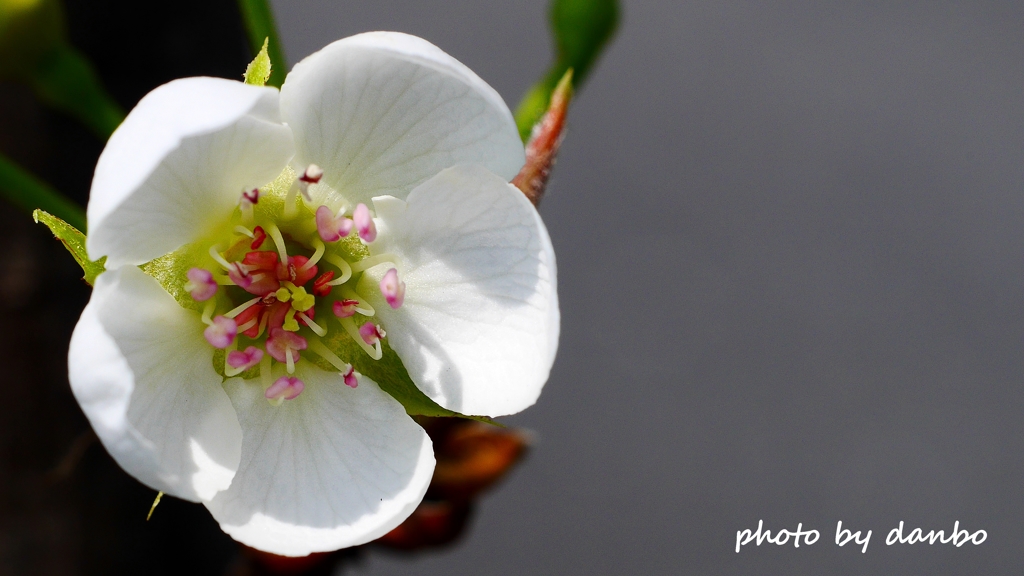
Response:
[236,0,286,88]
[0,152,87,230]
[32,209,106,286]
[243,37,272,86]
[514,0,620,140]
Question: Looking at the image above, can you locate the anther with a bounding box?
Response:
[296,164,324,201]
[333,299,360,318]
[251,226,267,249]
[380,268,405,309]
[184,268,218,301]
[241,188,260,205]
[227,346,264,374]
[204,316,237,349]
[316,205,353,242]
[342,364,358,388]
[353,203,377,243]
[266,327,308,373]
[313,271,335,296]
[265,375,304,403]
[359,322,385,345]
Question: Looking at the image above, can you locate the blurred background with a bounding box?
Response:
[4,0,1024,574]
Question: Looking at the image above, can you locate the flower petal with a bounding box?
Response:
[280,32,524,206]
[68,266,242,501]
[87,77,295,268]
[361,165,559,417]
[204,366,434,556]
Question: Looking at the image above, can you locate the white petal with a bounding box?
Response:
[205,366,434,556]
[280,32,524,206]
[87,77,295,268]
[361,165,559,417]
[68,266,242,501]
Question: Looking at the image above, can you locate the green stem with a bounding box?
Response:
[29,43,124,140]
[0,153,86,231]
[236,0,286,87]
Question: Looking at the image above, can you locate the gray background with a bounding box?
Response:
[273,1,1024,574]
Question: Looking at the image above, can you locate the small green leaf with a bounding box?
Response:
[33,209,106,286]
[243,37,272,86]
[236,0,287,88]
[515,0,620,140]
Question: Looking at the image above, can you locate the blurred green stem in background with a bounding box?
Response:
[1,0,124,140]
[1,153,86,231]
[237,0,286,87]
[514,0,619,141]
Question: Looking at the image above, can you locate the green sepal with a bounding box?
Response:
[243,37,272,87]
[310,324,495,424]
[514,0,620,141]
[32,209,106,286]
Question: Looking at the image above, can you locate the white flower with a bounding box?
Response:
[68,32,559,556]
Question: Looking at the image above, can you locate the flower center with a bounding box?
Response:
[180,165,407,403]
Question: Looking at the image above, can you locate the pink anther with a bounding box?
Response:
[333,299,360,318]
[315,205,353,242]
[227,346,264,371]
[358,322,385,345]
[185,267,218,301]
[342,364,358,388]
[265,327,308,363]
[379,268,405,309]
[353,203,377,242]
[265,375,305,401]
[241,187,260,205]
[204,316,237,349]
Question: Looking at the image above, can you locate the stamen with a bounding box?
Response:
[324,254,353,285]
[236,318,258,332]
[315,205,353,242]
[298,312,326,336]
[359,321,385,345]
[241,188,260,205]
[260,351,272,389]
[380,268,406,309]
[266,224,289,263]
[254,309,270,339]
[208,245,233,271]
[266,327,308,366]
[226,346,263,376]
[342,365,358,388]
[306,340,358,388]
[251,226,267,249]
[301,239,325,271]
[349,253,398,273]
[332,299,360,318]
[339,287,375,316]
[313,271,335,296]
[201,299,217,325]
[339,316,382,360]
[234,225,255,239]
[184,268,218,301]
[204,316,237,349]
[353,203,377,242]
[240,188,259,225]
[265,375,304,403]
[225,296,261,319]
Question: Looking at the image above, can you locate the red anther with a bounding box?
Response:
[298,306,317,327]
[266,301,291,331]
[242,188,260,204]
[228,263,253,290]
[251,226,267,249]
[299,164,323,184]
[279,255,318,286]
[234,303,263,338]
[313,271,335,296]
[243,250,278,270]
